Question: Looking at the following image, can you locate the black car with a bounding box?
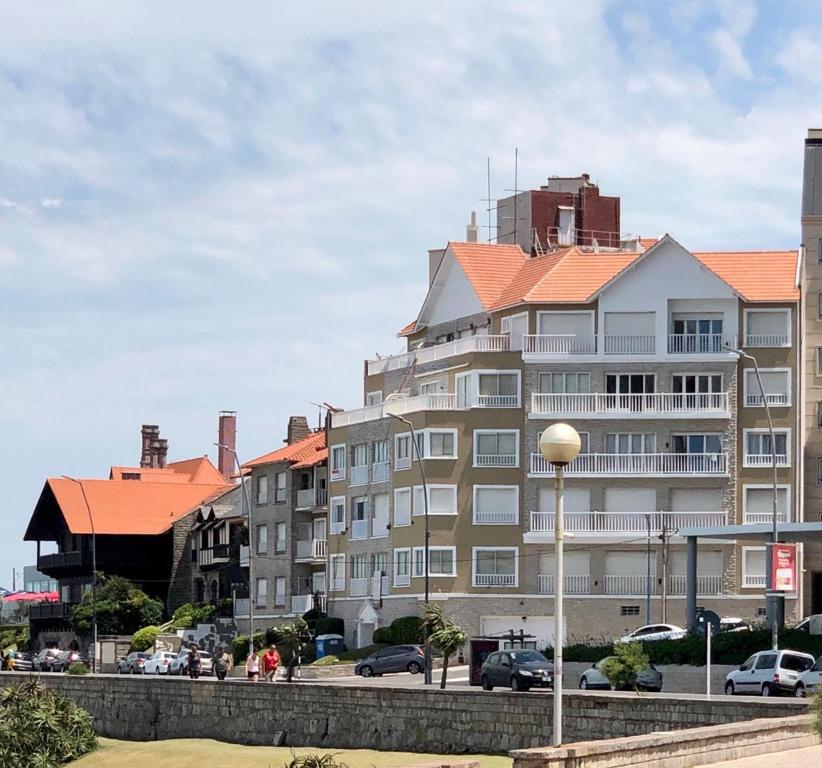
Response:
[32,648,62,672]
[480,649,554,692]
[53,650,87,673]
[117,652,150,674]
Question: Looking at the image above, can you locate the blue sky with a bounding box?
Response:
[2,0,821,583]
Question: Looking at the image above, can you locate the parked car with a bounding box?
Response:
[355,645,426,677]
[32,648,62,672]
[578,657,663,692]
[794,655,822,697]
[53,650,86,672]
[143,651,178,675]
[480,649,554,692]
[725,649,815,696]
[169,648,213,676]
[4,651,33,671]
[117,652,150,674]
[718,618,751,634]
[794,614,822,632]
[616,624,687,644]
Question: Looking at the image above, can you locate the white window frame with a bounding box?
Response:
[274,576,286,607]
[372,439,389,465]
[274,471,286,503]
[329,496,346,535]
[274,521,287,553]
[366,390,383,406]
[394,433,412,471]
[670,432,722,454]
[743,308,791,348]
[412,545,457,578]
[472,546,519,588]
[255,577,267,606]
[255,475,268,505]
[536,309,595,338]
[416,428,458,459]
[473,429,519,467]
[393,547,411,587]
[330,444,346,481]
[256,524,268,555]
[475,369,522,408]
[539,371,592,394]
[472,485,520,525]
[393,487,412,527]
[419,378,446,395]
[329,554,345,592]
[741,546,766,588]
[742,484,791,524]
[413,484,458,516]
[742,428,791,467]
[743,367,791,408]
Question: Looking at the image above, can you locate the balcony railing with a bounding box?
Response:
[350,519,369,540]
[291,593,326,614]
[529,510,726,536]
[743,575,766,588]
[523,334,596,356]
[668,333,734,354]
[296,488,317,509]
[604,575,657,595]
[475,453,518,466]
[745,334,789,347]
[604,335,655,355]
[198,543,230,568]
[29,602,74,621]
[668,575,722,595]
[530,452,728,477]
[531,392,729,418]
[476,394,519,408]
[366,335,511,376]
[350,465,369,486]
[331,393,458,427]
[474,508,519,525]
[474,573,517,587]
[744,454,789,467]
[38,551,88,575]
[295,539,327,561]
[239,545,250,568]
[745,393,790,407]
[743,511,790,525]
[372,462,390,483]
[537,574,591,595]
[350,577,370,597]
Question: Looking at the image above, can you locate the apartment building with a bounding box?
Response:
[326,209,800,649]
[234,417,328,632]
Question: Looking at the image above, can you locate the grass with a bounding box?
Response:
[72,738,512,768]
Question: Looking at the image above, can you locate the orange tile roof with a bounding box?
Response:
[242,431,326,469]
[292,446,328,469]
[398,320,417,337]
[693,251,799,302]
[109,456,226,485]
[448,241,529,309]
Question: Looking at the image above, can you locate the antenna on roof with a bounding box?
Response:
[501,147,527,248]
[479,156,494,243]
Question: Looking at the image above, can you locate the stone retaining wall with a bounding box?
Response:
[2,673,809,755]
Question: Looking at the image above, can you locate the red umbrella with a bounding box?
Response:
[1,591,58,603]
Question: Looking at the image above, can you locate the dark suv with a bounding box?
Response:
[32,648,62,672]
[481,649,554,692]
[355,645,426,677]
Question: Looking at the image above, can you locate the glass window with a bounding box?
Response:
[330,445,346,479]
[275,522,286,553]
[351,554,369,580]
[274,577,286,606]
[372,440,389,464]
[351,444,367,467]
[352,497,367,522]
[478,373,518,397]
[429,431,455,458]
[255,475,268,504]
[672,434,722,454]
[255,577,267,605]
[413,546,456,577]
[755,654,777,670]
[672,374,722,394]
[818,403,822,429]
[605,374,655,395]
[394,488,411,526]
[746,432,788,457]
[605,433,656,454]
[394,549,410,584]
[475,431,518,465]
[330,497,346,534]
[395,434,412,469]
[476,548,516,575]
[539,372,590,394]
[255,524,268,554]
[274,472,286,502]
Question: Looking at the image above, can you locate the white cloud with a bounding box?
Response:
[711,28,752,79]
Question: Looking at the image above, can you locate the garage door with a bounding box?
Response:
[480,615,558,649]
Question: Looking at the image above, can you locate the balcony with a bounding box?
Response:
[372,462,390,483]
[743,575,766,588]
[667,333,735,354]
[745,393,790,407]
[295,538,327,562]
[295,488,321,509]
[668,575,722,595]
[198,543,230,569]
[744,454,789,468]
[37,550,89,577]
[743,511,790,525]
[603,335,655,355]
[291,593,326,614]
[523,334,596,357]
[474,508,519,525]
[239,545,250,568]
[604,575,657,595]
[331,393,458,428]
[531,392,730,419]
[529,452,728,477]
[475,453,517,467]
[528,510,726,538]
[745,334,789,348]
[474,573,517,587]
[29,602,74,621]
[476,394,519,408]
[537,574,591,595]
[350,577,370,597]
[366,335,510,376]
[350,465,369,486]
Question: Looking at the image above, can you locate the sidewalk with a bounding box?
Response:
[703,745,822,767]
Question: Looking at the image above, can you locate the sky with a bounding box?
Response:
[2,0,822,584]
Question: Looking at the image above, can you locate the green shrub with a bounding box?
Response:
[232,632,266,665]
[170,602,216,630]
[316,617,344,637]
[72,576,162,637]
[601,642,650,691]
[336,643,388,662]
[311,655,339,666]
[67,661,89,676]
[0,679,97,766]
[390,615,422,644]
[130,625,161,652]
[372,627,394,644]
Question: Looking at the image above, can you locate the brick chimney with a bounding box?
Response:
[466,210,479,243]
[286,416,310,445]
[140,425,160,468]
[151,438,169,469]
[218,411,237,481]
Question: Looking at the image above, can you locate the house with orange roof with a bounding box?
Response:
[322,182,801,648]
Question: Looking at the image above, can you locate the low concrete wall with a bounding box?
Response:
[511,714,818,768]
[2,674,809,755]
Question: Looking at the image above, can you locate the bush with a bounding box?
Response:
[67,662,89,676]
[232,632,266,666]
[72,576,163,637]
[130,625,161,652]
[311,655,339,666]
[336,643,388,662]
[601,642,650,691]
[170,602,217,630]
[372,627,394,644]
[315,617,344,637]
[390,615,422,644]
[0,679,97,767]
[284,753,351,768]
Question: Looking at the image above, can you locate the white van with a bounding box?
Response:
[724,649,815,696]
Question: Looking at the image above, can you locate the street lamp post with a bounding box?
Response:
[386,412,432,686]
[729,347,780,651]
[538,423,582,747]
[215,443,255,658]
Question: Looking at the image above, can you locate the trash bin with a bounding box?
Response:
[315,634,345,659]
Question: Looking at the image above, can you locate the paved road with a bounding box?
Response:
[701,745,822,767]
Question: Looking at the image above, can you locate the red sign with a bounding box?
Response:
[771,543,798,593]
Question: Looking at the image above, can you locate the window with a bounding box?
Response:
[743,485,790,524]
[818,458,822,484]
[605,432,656,454]
[274,577,286,607]
[351,554,369,579]
[620,606,640,616]
[255,524,268,554]
[255,577,267,606]
[329,554,345,592]
[743,368,790,407]
[394,488,412,527]
[670,316,724,352]
[428,430,456,458]
[755,653,777,670]
[818,403,822,428]
[413,485,457,515]
[672,434,722,454]
[742,547,766,588]
[351,443,367,467]
[473,547,518,587]
[818,349,822,375]
[372,440,389,465]
[413,546,456,577]
[274,471,286,503]
[744,430,790,466]
[539,372,590,394]
[819,294,822,320]
[351,497,368,540]
[477,372,519,407]
[605,373,655,395]
[394,548,411,587]
[473,485,519,525]
[366,391,383,406]
[330,444,346,481]
[371,552,388,578]
[395,433,412,470]
[330,497,346,534]
[474,430,519,467]
[256,475,268,504]
[744,309,790,347]
[372,493,389,538]
[420,379,445,395]
[672,373,723,398]
[275,522,287,553]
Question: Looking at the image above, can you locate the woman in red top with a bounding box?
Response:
[263,644,280,682]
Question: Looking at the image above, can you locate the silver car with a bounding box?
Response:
[794,655,822,697]
[355,645,426,677]
[578,657,663,692]
[725,649,815,696]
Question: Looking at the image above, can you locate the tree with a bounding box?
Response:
[601,642,650,693]
[71,575,163,637]
[430,621,467,690]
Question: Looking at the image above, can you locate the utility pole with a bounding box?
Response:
[659,522,670,624]
[645,513,652,626]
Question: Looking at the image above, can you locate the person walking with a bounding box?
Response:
[263,644,280,683]
[187,644,202,680]
[246,649,260,683]
[214,647,232,681]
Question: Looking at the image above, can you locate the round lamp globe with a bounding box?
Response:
[539,423,582,466]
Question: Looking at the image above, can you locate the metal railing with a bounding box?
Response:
[532,226,636,250]
[538,575,591,595]
[531,392,729,417]
[530,452,728,476]
[476,394,519,408]
[604,575,657,595]
[331,393,458,427]
[745,393,790,407]
[350,465,369,486]
[744,511,790,525]
[743,575,766,588]
[745,334,789,347]
[668,333,734,354]
[372,462,390,482]
[474,508,519,525]
[295,539,327,560]
[523,334,596,356]
[366,335,510,376]
[475,453,518,466]
[296,488,316,509]
[668,575,722,595]
[744,454,789,467]
[29,602,74,620]
[529,510,726,535]
[474,573,517,587]
[604,335,655,355]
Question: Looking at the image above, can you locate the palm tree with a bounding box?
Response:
[419,602,445,638]
[430,621,467,690]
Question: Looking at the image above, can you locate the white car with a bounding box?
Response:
[143,651,177,675]
[168,648,213,676]
[794,656,822,697]
[725,649,815,696]
[616,623,687,644]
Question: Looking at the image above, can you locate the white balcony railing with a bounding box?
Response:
[296,539,327,561]
[538,574,591,594]
[331,393,458,427]
[474,508,519,525]
[523,334,596,356]
[604,575,657,595]
[476,394,519,408]
[474,573,517,587]
[743,575,766,588]
[667,333,734,354]
[296,488,317,509]
[350,519,369,540]
[366,335,511,376]
[531,392,729,417]
[745,393,790,407]
[603,335,655,355]
[530,452,728,477]
[350,465,369,486]
[745,334,789,347]
[529,510,726,536]
[475,453,518,467]
[291,594,326,614]
[668,575,722,595]
[350,577,370,597]
[239,545,250,568]
[743,511,790,525]
[372,462,390,483]
[744,454,789,467]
